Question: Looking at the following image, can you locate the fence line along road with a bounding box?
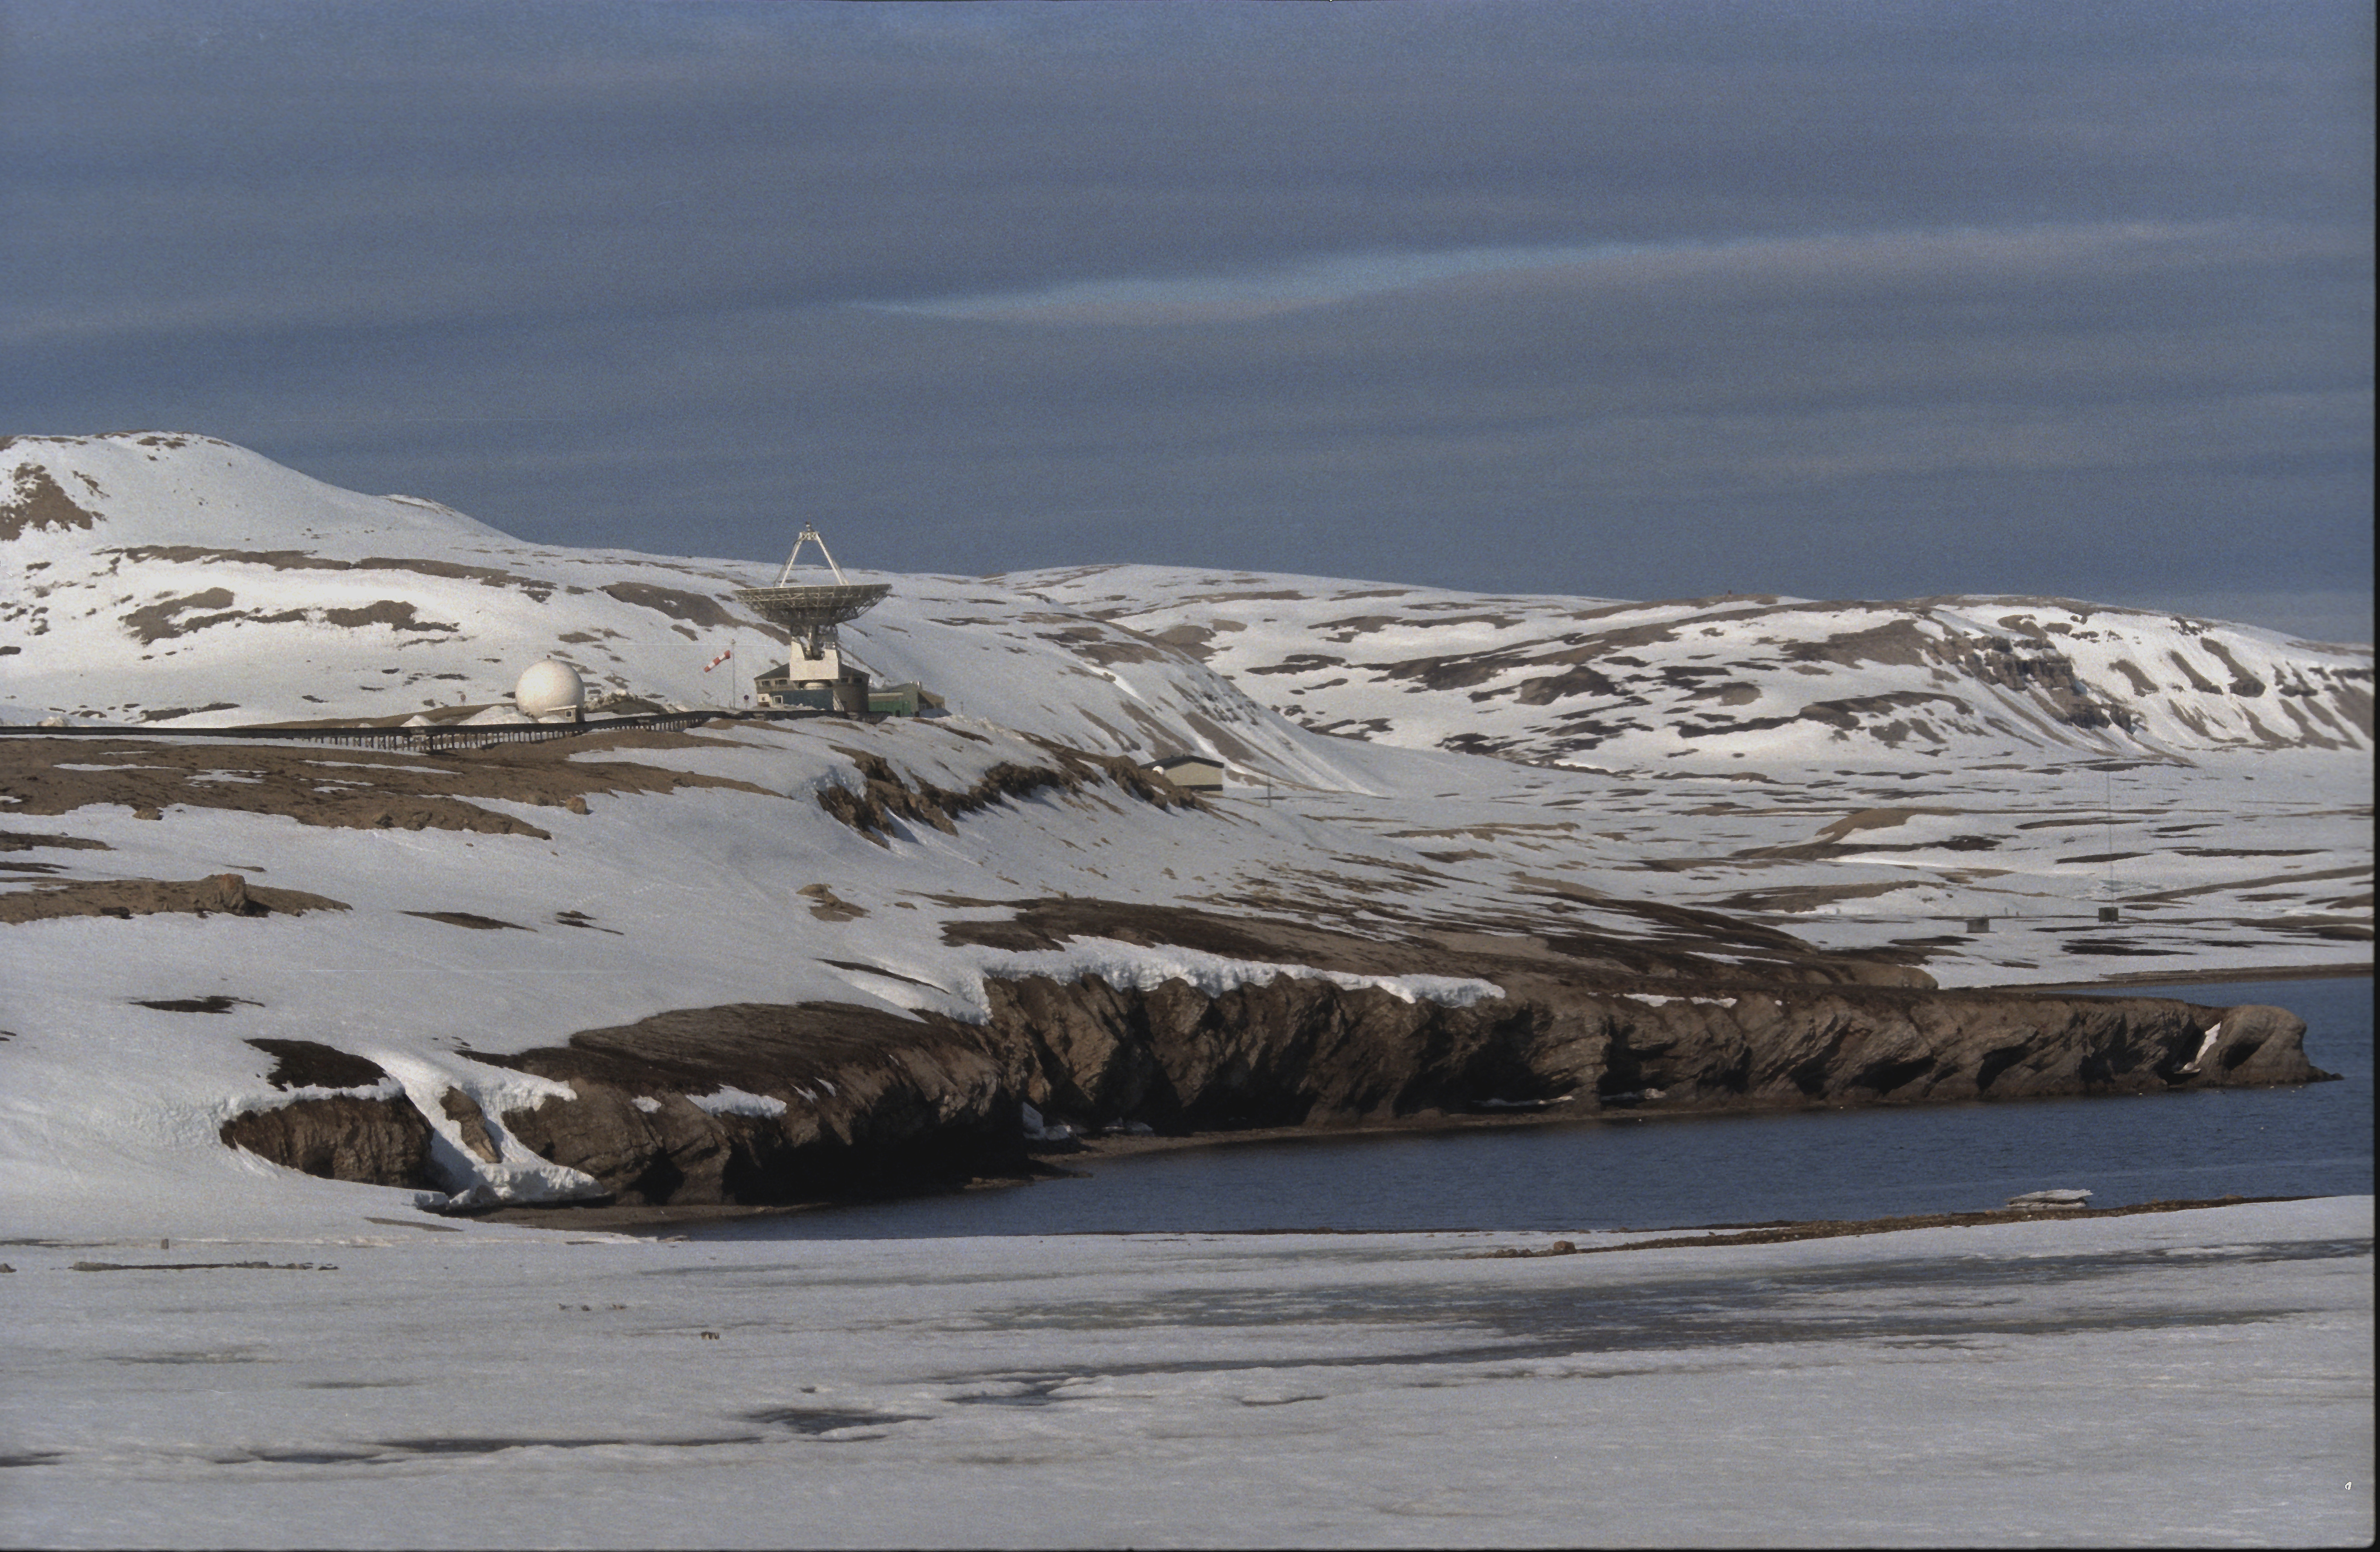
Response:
[0,708,833,754]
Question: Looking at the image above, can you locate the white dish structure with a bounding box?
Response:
[512,658,585,720]
[732,523,888,657]
[730,523,889,710]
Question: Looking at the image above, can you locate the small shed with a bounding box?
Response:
[867,682,946,717]
[1144,753,1225,793]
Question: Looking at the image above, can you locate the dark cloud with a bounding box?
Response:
[3,0,2369,639]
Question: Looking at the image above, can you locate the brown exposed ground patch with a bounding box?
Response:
[0,872,346,924]
[818,741,1198,844]
[1148,623,1218,656]
[0,829,109,853]
[2199,639,2270,697]
[218,1041,437,1190]
[133,995,260,1013]
[121,589,237,644]
[2,465,101,540]
[0,729,773,839]
[248,1040,389,1090]
[1813,807,1962,843]
[105,545,570,601]
[799,884,867,922]
[321,600,456,632]
[938,893,1929,989]
[1781,618,1939,670]
[1794,692,1970,736]
[117,588,460,643]
[1048,631,1178,668]
[107,545,349,572]
[601,581,740,629]
[440,1089,504,1163]
[2110,659,2161,696]
[2167,651,2224,694]
[1511,663,1624,704]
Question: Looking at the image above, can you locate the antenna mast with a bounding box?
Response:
[776,523,850,586]
[732,522,891,664]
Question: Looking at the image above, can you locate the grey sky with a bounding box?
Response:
[5,1,2370,640]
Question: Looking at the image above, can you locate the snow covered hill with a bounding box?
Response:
[1004,565,2373,770]
[3,429,2369,977]
[1,431,2369,1235]
[0,432,1374,790]
[10,433,2366,780]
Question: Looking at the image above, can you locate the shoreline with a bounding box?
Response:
[480,1190,2339,1243]
[2003,960,2369,992]
[471,963,2369,1236]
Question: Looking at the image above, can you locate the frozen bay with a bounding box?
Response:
[4,1198,2371,1548]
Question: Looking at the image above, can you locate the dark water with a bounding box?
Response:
[694,977,2373,1240]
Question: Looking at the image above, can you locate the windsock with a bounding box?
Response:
[704,647,732,673]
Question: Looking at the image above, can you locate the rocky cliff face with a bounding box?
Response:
[220,955,2330,1210]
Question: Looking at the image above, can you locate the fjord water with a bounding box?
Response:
[699,977,2373,1240]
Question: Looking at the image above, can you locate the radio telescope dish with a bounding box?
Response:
[731,523,889,657]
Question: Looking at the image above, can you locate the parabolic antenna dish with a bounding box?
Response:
[729,581,892,633]
[733,523,889,652]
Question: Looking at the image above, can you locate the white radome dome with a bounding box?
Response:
[514,659,585,719]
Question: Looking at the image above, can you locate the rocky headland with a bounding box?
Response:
[221,902,2332,1213]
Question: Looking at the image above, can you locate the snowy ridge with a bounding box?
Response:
[1,433,1374,789]
[10,434,2367,782]
[1006,564,2372,769]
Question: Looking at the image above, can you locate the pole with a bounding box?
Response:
[2104,770,2115,900]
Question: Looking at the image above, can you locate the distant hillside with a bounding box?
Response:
[0,432,1370,789]
[4,431,2363,993]
[7,433,2366,780]
[1005,565,2373,770]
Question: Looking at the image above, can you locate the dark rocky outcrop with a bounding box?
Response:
[817,744,1196,844]
[987,974,1558,1130]
[219,1096,435,1189]
[213,912,2335,1213]
[986,974,2321,1127]
[481,1002,1024,1207]
[381,973,2323,1212]
[218,1042,434,1190]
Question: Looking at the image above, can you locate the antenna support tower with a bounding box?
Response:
[731,523,891,658]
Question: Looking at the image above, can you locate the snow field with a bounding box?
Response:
[2,1198,2369,1548]
[1,703,2367,1233]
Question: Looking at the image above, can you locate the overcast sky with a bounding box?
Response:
[5,1,2371,640]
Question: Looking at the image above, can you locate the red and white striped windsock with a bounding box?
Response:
[704,647,732,673]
